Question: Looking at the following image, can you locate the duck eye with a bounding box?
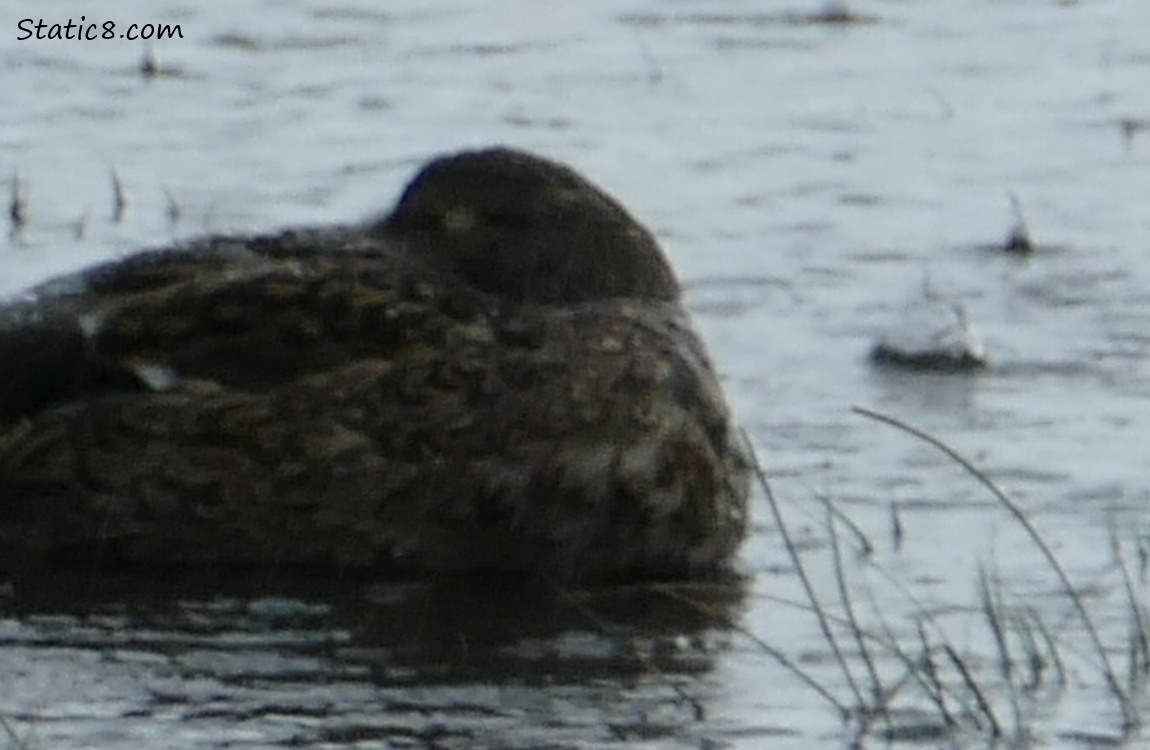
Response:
[441,205,477,233]
[443,206,530,233]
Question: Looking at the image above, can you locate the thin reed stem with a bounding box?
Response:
[652,584,850,717]
[824,498,884,707]
[559,588,706,721]
[853,406,1135,733]
[746,433,866,710]
[943,644,1001,737]
[978,564,1012,681]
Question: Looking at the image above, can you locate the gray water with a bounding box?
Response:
[4,0,1150,747]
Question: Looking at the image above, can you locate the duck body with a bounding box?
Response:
[0,148,750,583]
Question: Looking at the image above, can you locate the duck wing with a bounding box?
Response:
[0,227,485,423]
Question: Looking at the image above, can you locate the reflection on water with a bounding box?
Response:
[1,570,746,749]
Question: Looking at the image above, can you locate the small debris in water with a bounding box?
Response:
[9,172,27,232]
[163,187,182,226]
[870,282,988,373]
[1120,117,1146,151]
[871,345,987,372]
[111,168,129,223]
[1002,192,1034,255]
[793,0,876,25]
[140,45,159,77]
[73,211,89,239]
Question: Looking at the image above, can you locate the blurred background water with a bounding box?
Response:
[4,0,1150,747]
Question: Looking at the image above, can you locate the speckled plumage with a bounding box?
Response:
[0,148,750,583]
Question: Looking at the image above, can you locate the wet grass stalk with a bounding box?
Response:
[915,621,957,727]
[749,440,868,715]
[558,587,707,722]
[782,569,984,737]
[894,581,1009,736]
[943,644,1002,738]
[824,499,885,709]
[1112,535,1150,690]
[978,564,1013,682]
[0,714,29,750]
[977,565,1025,739]
[863,592,968,733]
[853,406,1137,734]
[1002,620,1028,741]
[821,496,875,557]
[1011,611,1046,693]
[651,584,851,716]
[841,482,1061,739]
[1137,537,1150,584]
[853,671,920,747]
[752,442,993,739]
[596,413,1142,745]
[1023,606,1067,690]
[889,501,903,552]
[832,505,1012,738]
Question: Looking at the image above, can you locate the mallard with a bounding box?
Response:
[0,147,750,583]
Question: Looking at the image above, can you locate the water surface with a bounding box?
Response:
[5,0,1150,746]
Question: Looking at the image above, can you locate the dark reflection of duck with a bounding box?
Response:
[0,147,750,584]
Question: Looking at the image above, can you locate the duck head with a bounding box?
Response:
[377,147,681,305]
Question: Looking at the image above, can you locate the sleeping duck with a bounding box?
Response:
[0,147,751,584]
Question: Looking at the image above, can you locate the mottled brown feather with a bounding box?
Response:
[0,147,750,583]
